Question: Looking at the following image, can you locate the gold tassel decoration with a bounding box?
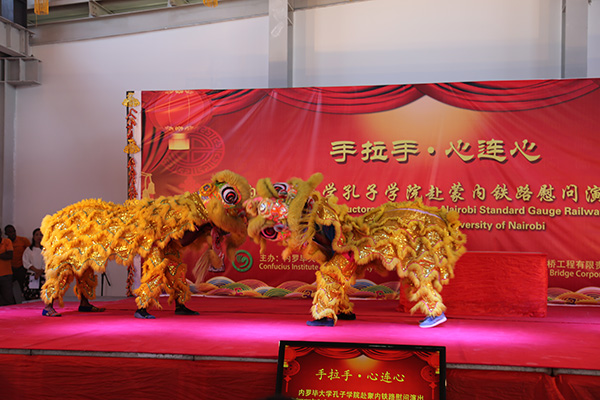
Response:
[203,0,218,7]
[122,93,140,108]
[34,0,49,15]
[123,138,141,154]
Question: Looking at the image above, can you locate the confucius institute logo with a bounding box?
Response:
[232,250,253,272]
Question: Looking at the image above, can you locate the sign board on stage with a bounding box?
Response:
[276,340,447,400]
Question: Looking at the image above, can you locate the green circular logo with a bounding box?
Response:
[232,250,253,272]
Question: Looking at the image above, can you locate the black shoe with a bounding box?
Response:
[175,304,200,316]
[78,305,106,313]
[134,308,156,319]
[337,312,356,320]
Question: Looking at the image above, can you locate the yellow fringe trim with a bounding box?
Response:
[41,193,204,306]
[310,254,355,323]
[41,169,251,308]
[247,172,467,319]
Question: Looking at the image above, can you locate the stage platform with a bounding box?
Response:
[1,295,599,399]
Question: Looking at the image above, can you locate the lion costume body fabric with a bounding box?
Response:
[41,170,250,311]
[246,173,467,325]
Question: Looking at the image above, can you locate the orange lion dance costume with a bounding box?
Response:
[245,173,467,328]
[40,170,250,319]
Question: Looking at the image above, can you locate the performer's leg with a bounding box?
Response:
[42,300,61,317]
[133,247,168,319]
[308,253,356,327]
[405,258,447,328]
[0,275,16,306]
[162,244,197,315]
[74,268,106,313]
[41,266,75,317]
[12,266,27,301]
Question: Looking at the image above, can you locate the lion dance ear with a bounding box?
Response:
[287,172,323,231]
[212,169,251,204]
[307,172,324,189]
[255,177,279,198]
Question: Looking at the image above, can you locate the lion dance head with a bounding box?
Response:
[195,169,252,261]
[244,172,323,258]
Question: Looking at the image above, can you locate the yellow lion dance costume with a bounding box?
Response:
[245,173,467,328]
[41,170,250,319]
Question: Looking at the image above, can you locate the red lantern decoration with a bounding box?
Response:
[145,90,213,150]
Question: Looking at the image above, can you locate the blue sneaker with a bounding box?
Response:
[307,318,335,327]
[419,313,447,328]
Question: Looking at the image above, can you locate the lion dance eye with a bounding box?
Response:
[273,223,286,233]
[260,227,278,240]
[220,185,240,206]
[260,224,287,241]
[272,182,290,199]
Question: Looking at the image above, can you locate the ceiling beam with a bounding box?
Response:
[28,0,369,45]
[89,1,114,17]
[168,0,191,6]
[29,0,268,45]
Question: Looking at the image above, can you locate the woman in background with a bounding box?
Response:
[22,228,45,300]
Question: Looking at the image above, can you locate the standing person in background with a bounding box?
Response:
[0,226,15,306]
[4,225,31,303]
[22,228,45,300]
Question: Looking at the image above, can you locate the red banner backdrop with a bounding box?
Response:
[138,80,600,303]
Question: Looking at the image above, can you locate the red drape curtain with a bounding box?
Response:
[205,89,269,116]
[416,79,600,111]
[556,374,600,400]
[5,353,599,400]
[265,79,600,113]
[141,126,170,174]
[0,354,278,400]
[362,349,418,361]
[140,79,600,173]
[143,79,600,121]
[313,347,362,358]
[270,85,424,114]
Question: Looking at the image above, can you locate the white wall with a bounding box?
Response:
[294,0,564,86]
[590,1,600,74]
[11,0,599,296]
[14,17,269,296]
